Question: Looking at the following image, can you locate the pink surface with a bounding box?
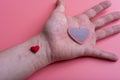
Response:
[0,0,120,80]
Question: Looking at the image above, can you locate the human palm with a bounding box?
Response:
[43,0,120,62]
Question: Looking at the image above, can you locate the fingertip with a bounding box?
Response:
[111,57,118,62]
[109,53,118,62]
[100,0,112,9]
[55,0,65,12]
[112,24,120,33]
[113,11,120,19]
[57,0,63,6]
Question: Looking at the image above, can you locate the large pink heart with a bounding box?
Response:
[68,27,90,44]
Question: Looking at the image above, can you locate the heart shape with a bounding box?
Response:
[30,45,40,53]
[68,27,90,44]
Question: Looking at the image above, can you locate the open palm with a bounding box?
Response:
[43,0,120,62]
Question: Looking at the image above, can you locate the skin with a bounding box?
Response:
[0,0,120,80]
[44,0,120,62]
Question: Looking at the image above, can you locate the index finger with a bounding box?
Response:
[76,1,112,19]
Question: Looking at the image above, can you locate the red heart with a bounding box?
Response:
[30,45,40,53]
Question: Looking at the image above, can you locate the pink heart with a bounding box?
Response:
[68,27,90,44]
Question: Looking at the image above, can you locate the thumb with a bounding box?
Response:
[54,0,65,12]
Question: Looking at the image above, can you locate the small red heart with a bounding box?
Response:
[30,45,40,53]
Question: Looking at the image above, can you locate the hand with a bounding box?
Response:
[43,0,120,62]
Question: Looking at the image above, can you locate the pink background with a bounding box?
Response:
[0,0,120,80]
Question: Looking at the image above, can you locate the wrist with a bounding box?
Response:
[0,32,52,80]
[29,33,52,70]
